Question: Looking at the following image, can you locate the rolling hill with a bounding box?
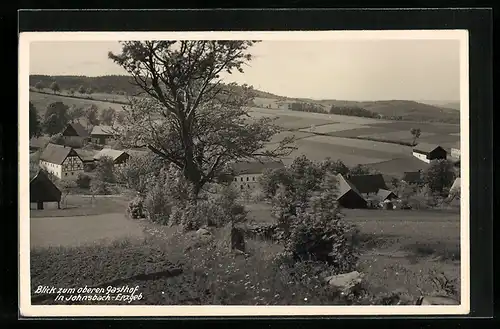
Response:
[29,75,459,124]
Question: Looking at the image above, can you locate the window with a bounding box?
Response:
[65,173,68,176]
[234,178,237,182]
[252,177,255,181]
[71,172,74,176]
[240,177,243,182]
[240,185,243,190]
[246,177,249,181]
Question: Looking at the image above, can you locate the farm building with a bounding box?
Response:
[451,141,460,159]
[61,122,89,147]
[376,189,398,202]
[402,171,424,185]
[74,149,98,169]
[30,170,62,210]
[39,143,84,179]
[346,174,389,197]
[412,143,447,163]
[336,174,368,209]
[29,136,49,153]
[230,160,284,191]
[94,149,130,168]
[90,125,117,145]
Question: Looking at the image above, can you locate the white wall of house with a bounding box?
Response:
[231,173,262,190]
[30,202,59,210]
[451,148,460,159]
[412,151,430,163]
[39,156,84,180]
[39,160,63,179]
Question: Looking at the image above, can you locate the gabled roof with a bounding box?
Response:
[29,136,50,149]
[40,143,82,165]
[336,174,363,199]
[402,171,423,184]
[377,189,398,201]
[30,170,62,203]
[91,125,116,136]
[94,148,130,162]
[347,174,388,194]
[231,160,284,175]
[413,143,446,154]
[449,177,460,193]
[63,122,89,137]
[75,149,97,162]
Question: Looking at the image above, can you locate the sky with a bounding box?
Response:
[29,39,460,101]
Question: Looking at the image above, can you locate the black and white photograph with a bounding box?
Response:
[19,30,469,317]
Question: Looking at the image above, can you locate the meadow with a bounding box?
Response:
[30,195,461,305]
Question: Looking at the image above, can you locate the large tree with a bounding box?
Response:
[109,41,295,196]
[423,159,455,195]
[29,102,41,138]
[42,101,69,135]
[85,104,100,129]
[100,107,116,125]
[50,81,60,94]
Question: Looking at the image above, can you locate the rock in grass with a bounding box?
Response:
[325,271,365,295]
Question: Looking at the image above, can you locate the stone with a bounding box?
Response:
[196,228,211,236]
[325,271,365,295]
[416,295,460,305]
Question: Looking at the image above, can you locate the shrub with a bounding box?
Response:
[90,179,112,195]
[144,179,172,225]
[127,196,146,219]
[423,159,455,196]
[76,173,91,189]
[95,156,115,183]
[117,152,165,193]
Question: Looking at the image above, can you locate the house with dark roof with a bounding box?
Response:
[30,170,62,210]
[412,143,447,163]
[346,174,388,196]
[402,171,424,185]
[39,143,84,179]
[231,160,284,191]
[62,122,89,147]
[451,141,460,159]
[90,125,117,145]
[336,174,368,209]
[94,148,130,168]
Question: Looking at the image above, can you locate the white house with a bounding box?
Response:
[39,143,84,179]
[230,160,285,191]
[412,143,447,164]
[451,141,460,159]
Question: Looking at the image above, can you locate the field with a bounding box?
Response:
[30,91,460,179]
[30,197,461,305]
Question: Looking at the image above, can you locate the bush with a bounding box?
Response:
[117,152,165,193]
[127,196,146,219]
[90,179,112,195]
[76,173,91,188]
[95,156,115,183]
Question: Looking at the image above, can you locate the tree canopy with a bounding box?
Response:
[109,40,295,196]
[42,101,69,135]
[29,102,41,138]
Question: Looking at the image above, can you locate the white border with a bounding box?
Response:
[19,30,470,317]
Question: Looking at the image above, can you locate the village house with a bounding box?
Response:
[412,143,447,163]
[451,141,460,159]
[336,174,368,209]
[30,170,62,210]
[39,143,84,179]
[346,174,397,208]
[231,160,285,191]
[93,148,130,168]
[90,125,117,145]
[61,122,89,147]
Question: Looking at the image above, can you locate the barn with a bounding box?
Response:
[61,122,89,147]
[336,174,367,209]
[347,174,389,196]
[94,149,131,168]
[30,170,62,210]
[90,125,117,145]
[412,143,447,163]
